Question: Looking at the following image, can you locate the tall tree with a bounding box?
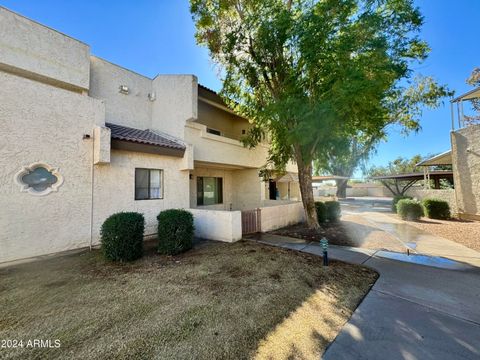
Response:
[313,76,451,198]
[313,134,378,198]
[190,0,445,228]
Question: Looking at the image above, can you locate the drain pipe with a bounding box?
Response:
[89,128,96,251]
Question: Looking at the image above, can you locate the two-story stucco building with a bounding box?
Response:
[0,7,304,263]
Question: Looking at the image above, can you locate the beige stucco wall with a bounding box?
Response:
[406,189,457,215]
[260,202,305,232]
[189,167,234,210]
[276,182,300,201]
[0,71,104,263]
[451,125,480,218]
[185,121,271,168]
[0,7,90,90]
[89,56,152,129]
[152,75,197,139]
[93,150,190,240]
[189,209,242,242]
[197,101,250,140]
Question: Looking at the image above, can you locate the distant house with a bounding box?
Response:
[0,7,304,263]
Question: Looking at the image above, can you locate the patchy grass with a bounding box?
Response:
[0,241,377,360]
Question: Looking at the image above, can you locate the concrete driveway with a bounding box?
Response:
[339,197,480,267]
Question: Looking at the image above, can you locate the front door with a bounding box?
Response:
[269,180,277,200]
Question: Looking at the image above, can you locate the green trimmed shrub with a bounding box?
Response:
[396,199,424,221]
[157,209,194,255]
[315,201,327,223]
[101,212,145,261]
[392,195,412,212]
[422,198,450,219]
[325,201,341,222]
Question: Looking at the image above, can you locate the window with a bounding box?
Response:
[206,128,222,136]
[15,162,64,196]
[197,177,223,205]
[135,169,163,200]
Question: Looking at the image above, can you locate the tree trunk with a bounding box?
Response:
[336,179,348,198]
[294,146,320,229]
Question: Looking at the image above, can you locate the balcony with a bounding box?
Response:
[185,121,269,168]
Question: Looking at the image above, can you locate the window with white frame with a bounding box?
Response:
[135,168,163,200]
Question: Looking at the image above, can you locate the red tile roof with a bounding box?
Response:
[106,123,185,150]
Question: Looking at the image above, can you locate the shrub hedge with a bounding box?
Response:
[422,198,450,219]
[392,195,413,212]
[157,209,194,255]
[100,212,145,262]
[314,201,327,223]
[325,201,341,222]
[396,199,424,221]
[315,200,341,223]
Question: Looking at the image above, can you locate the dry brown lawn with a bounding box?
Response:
[0,240,377,360]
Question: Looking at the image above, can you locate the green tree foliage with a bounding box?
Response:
[313,76,451,198]
[190,0,449,228]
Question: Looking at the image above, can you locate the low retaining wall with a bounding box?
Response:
[189,208,242,242]
[406,189,457,215]
[260,201,305,232]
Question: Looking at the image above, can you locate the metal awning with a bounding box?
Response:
[416,150,452,166]
[370,171,453,181]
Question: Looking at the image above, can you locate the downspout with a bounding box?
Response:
[89,128,95,250]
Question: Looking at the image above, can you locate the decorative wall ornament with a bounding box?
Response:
[14,162,64,196]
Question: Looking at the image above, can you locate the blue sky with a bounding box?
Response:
[2,0,478,176]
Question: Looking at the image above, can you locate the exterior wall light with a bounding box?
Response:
[119,85,129,94]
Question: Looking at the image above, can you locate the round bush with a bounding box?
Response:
[396,199,424,221]
[101,212,145,262]
[315,201,327,223]
[422,198,450,219]
[392,195,412,213]
[157,209,194,255]
[325,201,341,222]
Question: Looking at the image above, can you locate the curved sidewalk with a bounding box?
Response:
[247,233,480,360]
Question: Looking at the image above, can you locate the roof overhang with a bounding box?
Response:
[451,87,480,102]
[416,150,452,167]
[111,139,185,157]
[312,175,349,183]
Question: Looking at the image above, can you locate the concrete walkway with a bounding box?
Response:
[340,198,480,267]
[247,233,480,360]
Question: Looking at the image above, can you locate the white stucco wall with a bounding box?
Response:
[92,150,190,241]
[0,71,104,263]
[0,7,90,90]
[451,125,480,218]
[189,209,242,242]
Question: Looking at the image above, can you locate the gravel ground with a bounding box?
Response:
[405,217,480,252]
